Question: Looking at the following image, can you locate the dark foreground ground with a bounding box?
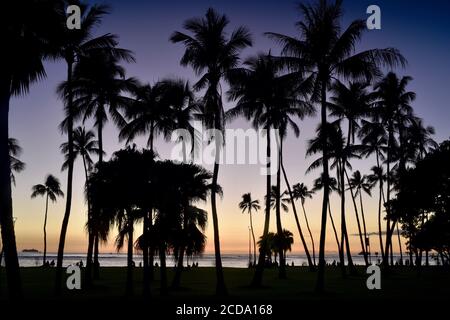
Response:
[1,266,449,317]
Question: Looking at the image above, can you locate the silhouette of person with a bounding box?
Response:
[50,260,55,267]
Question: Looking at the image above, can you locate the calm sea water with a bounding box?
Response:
[10,252,411,268]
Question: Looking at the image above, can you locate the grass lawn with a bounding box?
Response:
[1,266,449,302]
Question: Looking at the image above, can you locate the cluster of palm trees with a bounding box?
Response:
[0,0,440,300]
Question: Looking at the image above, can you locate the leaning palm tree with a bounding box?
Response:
[0,0,63,297]
[171,8,252,295]
[239,193,260,266]
[61,126,101,285]
[348,170,373,261]
[313,174,341,257]
[266,0,406,291]
[31,175,64,265]
[292,183,316,265]
[8,138,26,186]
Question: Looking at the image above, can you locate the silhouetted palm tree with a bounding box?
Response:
[267,0,405,291]
[53,1,129,293]
[61,126,101,285]
[171,8,252,295]
[0,0,63,297]
[313,174,341,256]
[31,175,64,265]
[8,138,25,186]
[292,183,316,265]
[239,193,260,266]
[119,81,175,294]
[349,170,373,261]
[68,47,135,280]
[372,72,415,266]
[228,52,314,281]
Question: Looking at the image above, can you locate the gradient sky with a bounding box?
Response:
[8,0,450,255]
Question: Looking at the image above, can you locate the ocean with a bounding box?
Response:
[10,252,413,268]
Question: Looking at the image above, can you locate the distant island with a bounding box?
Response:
[22,249,39,253]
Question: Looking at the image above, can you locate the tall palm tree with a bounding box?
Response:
[267,0,405,291]
[61,126,101,285]
[68,47,135,280]
[119,81,174,294]
[359,119,387,257]
[308,123,361,274]
[292,183,316,265]
[239,193,260,266]
[348,170,373,261]
[52,1,130,293]
[227,53,314,282]
[372,72,415,266]
[171,8,252,295]
[0,0,63,297]
[8,138,26,186]
[31,175,64,265]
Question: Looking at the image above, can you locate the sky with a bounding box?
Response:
[7,0,450,255]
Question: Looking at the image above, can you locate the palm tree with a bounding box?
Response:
[292,183,316,265]
[0,0,63,297]
[31,175,64,265]
[239,193,260,266]
[359,119,387,257]
[171,8,252,295]
[119,81,175,294]
[313,174,341,257]
[267,0,405,291]
[61,126,101,285]
[68,47,135,280]
[227,53,314,282]
[367,165,387,257]
[157,78,201,162]
[8,138,26,186]
[53,1,130,293]
[349,170,373,261]
[308,123,362,274]
[372,72,415,266]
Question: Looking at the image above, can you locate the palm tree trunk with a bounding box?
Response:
[43,194,49,265]
[275,136,286,279]
[376,152,385,259]
[211,136,227,295]
[82,155,94,287]
[126,220,134,296]
[396,223,403,265]
[339,164,354,276]
[56,60,75,294]
[316,82,330,293]
[328,203,342,259]
[171,245,185,289]
[249,209,257,266]
[159,243,168,295]
[384,123,393,267]
[301,203,316,266]
[281,153,314,270]
[252,128,271,287]
[344,170,368,266]
[0,76,22,298]
[93,121,103,280]
[359,192,369,260]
